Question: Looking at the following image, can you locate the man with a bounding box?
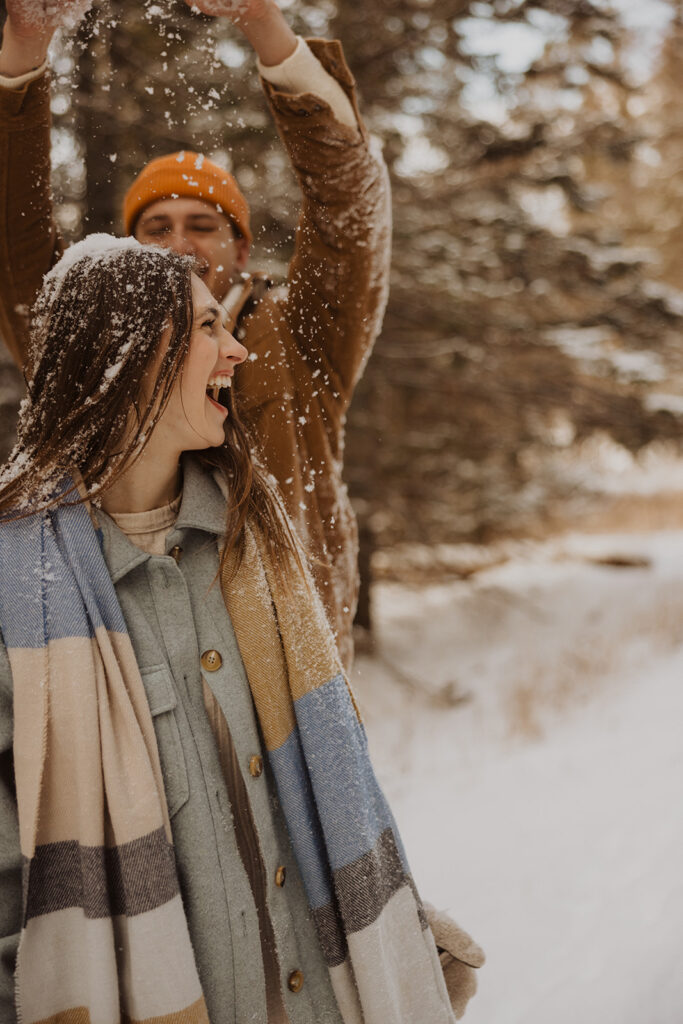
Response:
[0,0,392,669]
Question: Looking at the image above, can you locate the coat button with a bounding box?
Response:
[169,545,183,563]
[275,865,286,888]
[249,755,263,778]
[201,650,222,672]
[288,970,304,993]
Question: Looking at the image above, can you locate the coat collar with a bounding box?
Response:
[99,454,226,583]
[221,274,253,331]
[220,271,271,331]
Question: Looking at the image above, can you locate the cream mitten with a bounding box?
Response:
[424,902,485,1020]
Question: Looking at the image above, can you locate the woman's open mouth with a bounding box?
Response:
[206,374,232,411]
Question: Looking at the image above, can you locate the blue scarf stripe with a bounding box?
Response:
[268,730,335,910]
[273,674,409,889]
[53,503,128,636]
[0,504,127,648]
[0,515,46,648]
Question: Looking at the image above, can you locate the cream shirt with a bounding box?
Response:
[106,493,181,556]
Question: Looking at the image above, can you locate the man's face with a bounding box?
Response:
[134,197,250,300]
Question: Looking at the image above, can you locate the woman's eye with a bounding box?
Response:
[202,319,216,329]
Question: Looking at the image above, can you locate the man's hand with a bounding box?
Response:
[0,0,92,77]
[183,0,296,68]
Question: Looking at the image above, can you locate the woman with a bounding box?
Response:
[0,237,481,1024]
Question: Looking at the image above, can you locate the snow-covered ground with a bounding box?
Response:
[353,530,683,1024]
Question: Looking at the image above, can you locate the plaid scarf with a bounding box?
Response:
[0,490,453,1024]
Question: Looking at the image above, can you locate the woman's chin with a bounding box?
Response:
[176,421,226,452]
[206,420,229,448]
[207,393,229,417]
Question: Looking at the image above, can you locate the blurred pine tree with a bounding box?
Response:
[2,0,683,575]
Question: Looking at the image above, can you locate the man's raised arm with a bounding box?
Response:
[188,0,391,415]
[0,3,86,367]
[266,35,391,411]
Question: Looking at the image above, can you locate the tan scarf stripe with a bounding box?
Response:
[223,524,354,755]
[16,634,172,850]
[97,629,173,841]
[33,1008,91,1024]
[222,527,298,751]
[32,995,208,1024]
[252,529,347,707]
[122,997,210,1024]
[249,526,363,724]
[327,964,365,1024]
[10,645,48,856]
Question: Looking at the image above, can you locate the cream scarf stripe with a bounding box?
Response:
[224,524,455,1024]
[0,500,208,1024]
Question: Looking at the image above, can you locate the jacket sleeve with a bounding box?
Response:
[0,71,63,370]
[0,635,20,1023]
[258,38,391,410]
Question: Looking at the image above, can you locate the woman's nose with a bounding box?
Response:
[221,326,248,365]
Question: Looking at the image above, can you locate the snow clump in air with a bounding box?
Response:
[189,0,251,16]
[12,0,94,32]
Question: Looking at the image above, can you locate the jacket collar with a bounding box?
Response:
[99,454,226,583]
[220,271,271,331]
[221,274,253,331]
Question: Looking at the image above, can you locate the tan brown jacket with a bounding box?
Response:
[0,39,391,669]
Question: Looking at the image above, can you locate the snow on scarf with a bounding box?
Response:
[0,488,454,1024]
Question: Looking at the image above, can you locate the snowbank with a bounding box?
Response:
[353,530,683,1024]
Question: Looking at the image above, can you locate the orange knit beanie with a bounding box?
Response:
[123,150,252,243]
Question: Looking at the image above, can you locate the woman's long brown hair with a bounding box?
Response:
[0,243,300,577]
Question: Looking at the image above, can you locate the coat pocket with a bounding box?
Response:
[141,664,190,819]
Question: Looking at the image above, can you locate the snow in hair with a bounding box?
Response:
[31,234,192,414]
[43,234,147,287]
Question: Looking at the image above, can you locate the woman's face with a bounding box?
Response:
[151,273,248,453]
